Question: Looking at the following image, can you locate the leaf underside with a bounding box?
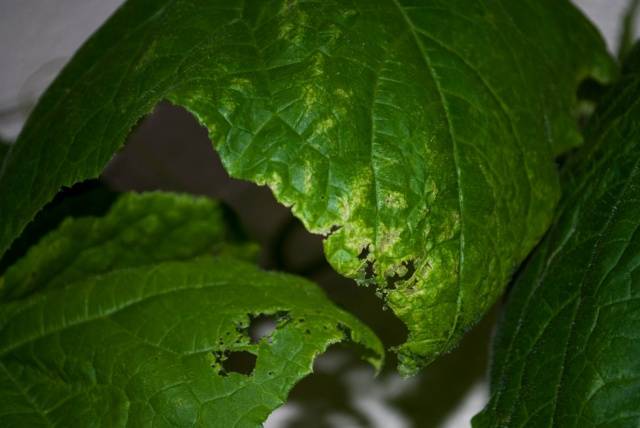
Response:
[0,0,615,373]
[0,193,383,427]
[474,45,640,427]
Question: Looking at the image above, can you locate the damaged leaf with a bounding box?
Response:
[0,258,383,427]
[0,0,615,373]
[0,192,383,427]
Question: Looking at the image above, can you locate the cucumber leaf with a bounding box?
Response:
[0,258,383,427]
[0,0,615,373]
[0,181,117,275]
[474,44,640,427]
[0,191,383,427]
[1,192,258,301]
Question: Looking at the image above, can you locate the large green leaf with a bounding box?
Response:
[0,257,383,427]
[474,44,640,427]
[0,0,615,373]
[0,191,383,426]
[0,192,258,301]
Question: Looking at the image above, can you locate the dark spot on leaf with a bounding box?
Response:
[336,323,352,340]
[235,322,248,333]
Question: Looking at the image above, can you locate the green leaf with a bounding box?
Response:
[474,45,640,427]
[0,181,117,275]
[0,257,383,427]
[0,192,258,301]
[0,0,615,373]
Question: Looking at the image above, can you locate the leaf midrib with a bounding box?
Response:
[389,0,465,346]
[547,156,640,427]
[491,146,640,426]
[0,271,309,356]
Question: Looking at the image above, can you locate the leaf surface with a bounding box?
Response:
[0,257,383,427]
[1,192,257,301]
[0,0,615,372]
[0,191,382,427]
[0,181,117,275]
[474,44,640,427]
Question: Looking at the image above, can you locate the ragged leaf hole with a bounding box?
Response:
[358,245,376,282]
[249,314,277,343]
[358,245,370,260]
[364,260,375,281]
[385,260,416,290]
[213,351,257,376]
[246,311,290,344]
[323,224,342,238]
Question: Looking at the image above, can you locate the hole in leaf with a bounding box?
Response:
[364,260,375,281]
[249,314,278,343]
[357,245,376,282]
[214,351,257,376]
[385,260,416,290]
[358,245,369,260]
[327,225,341,236]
